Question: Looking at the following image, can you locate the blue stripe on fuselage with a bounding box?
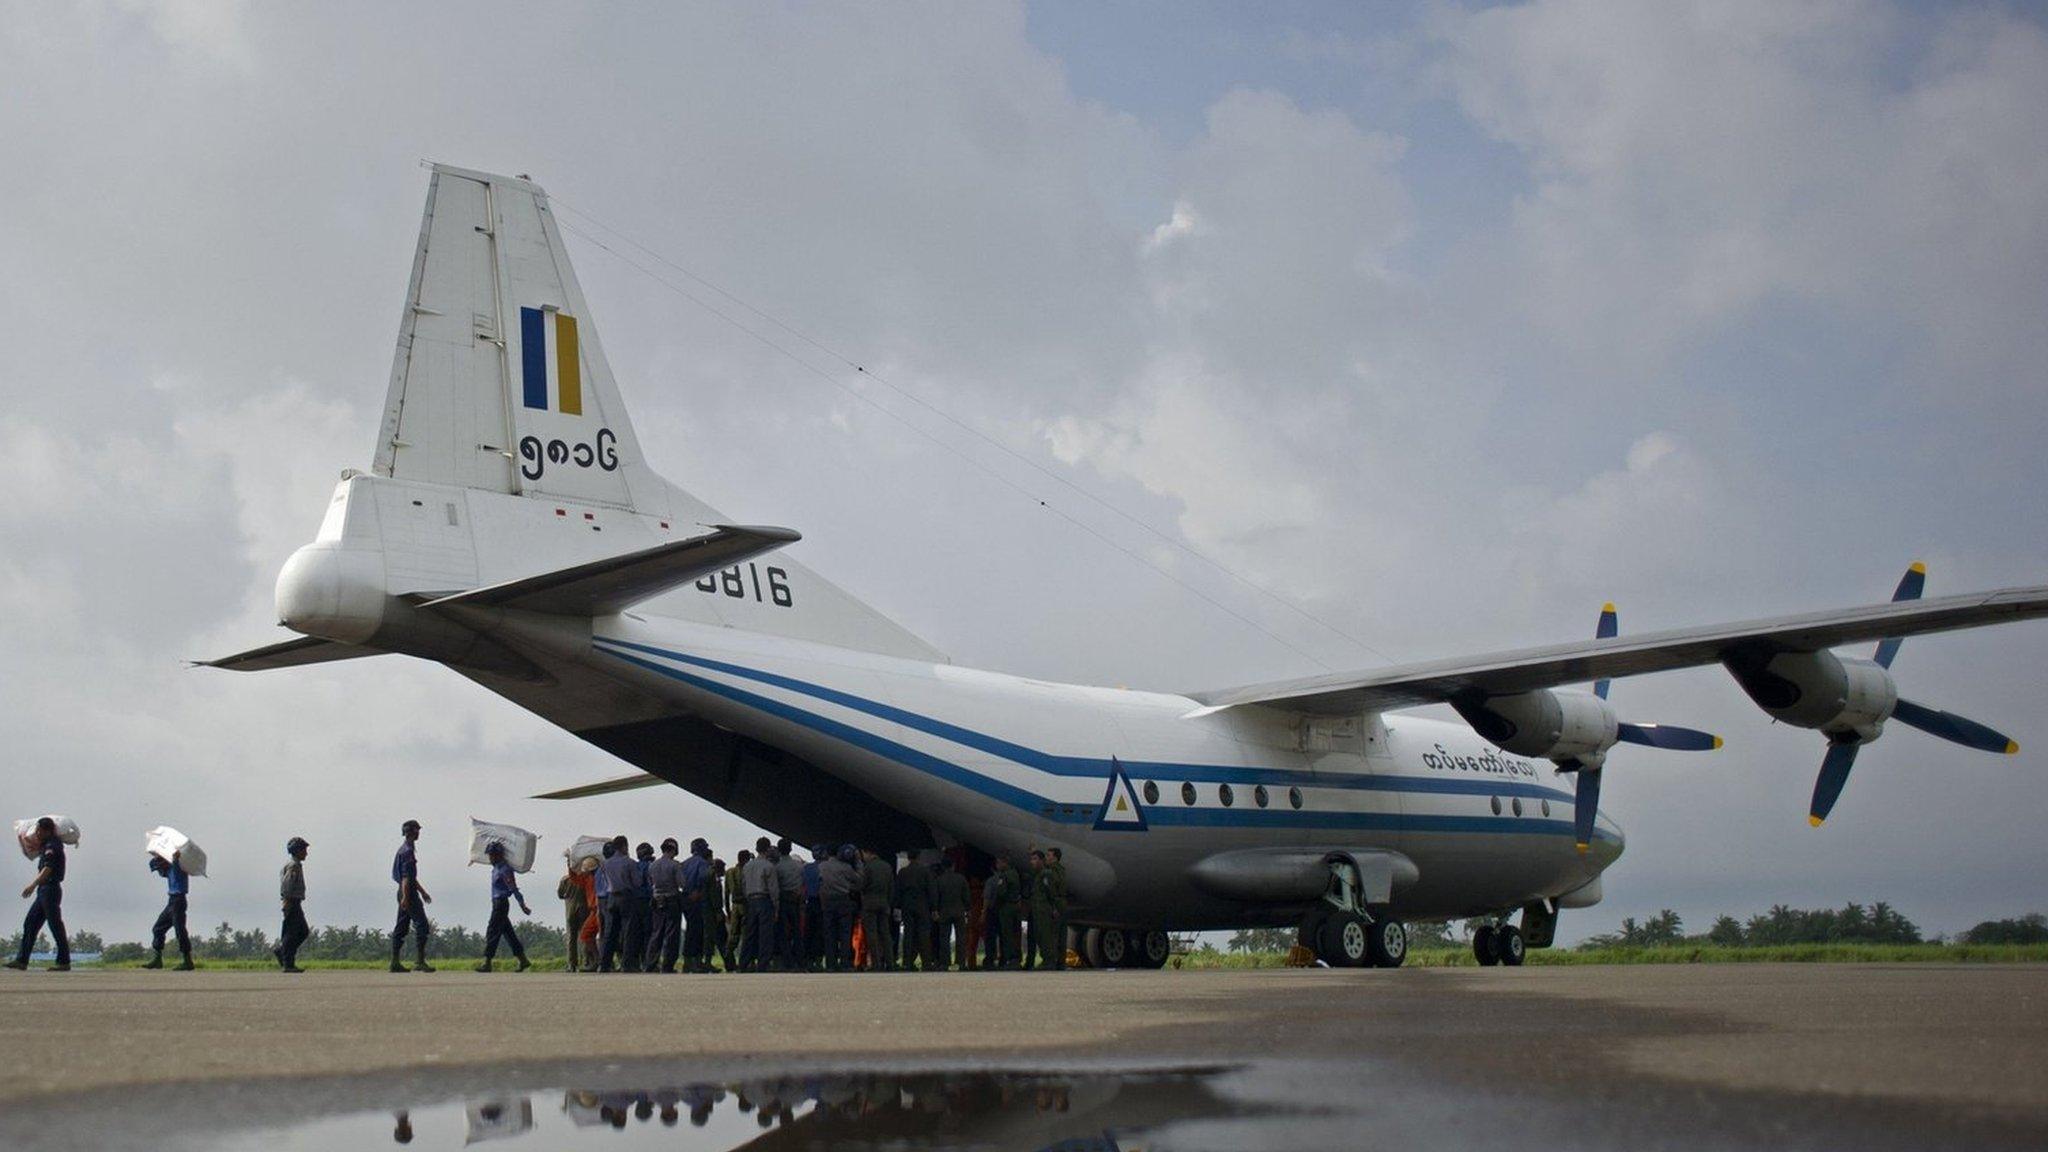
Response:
[591,636,1608,842]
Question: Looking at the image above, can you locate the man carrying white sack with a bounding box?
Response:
[476,841,532,973]
[6,818,70,972]
[144,850,193,970]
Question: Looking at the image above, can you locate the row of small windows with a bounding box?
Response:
[1142,779,1304,810]
[1487,796,1552,818]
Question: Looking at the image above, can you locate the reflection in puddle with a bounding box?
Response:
[216,1070,1258,1151]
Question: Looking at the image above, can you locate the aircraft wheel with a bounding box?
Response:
[1496,924,1526,967]
[1319,914,1370,967]
[1472,925,1500,967]
[1097,927,1130,968]
[1367,918,1407,969]
[1136,929,1172,969]
[1079,928,1105,968]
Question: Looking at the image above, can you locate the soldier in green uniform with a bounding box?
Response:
[894,851,935,971]
[726,849,751,971]
[858,845,896,971]
[993,854,1024,969]
[1029,849,1062,970]
[931,857,970,970]
[1045,846,1069,971]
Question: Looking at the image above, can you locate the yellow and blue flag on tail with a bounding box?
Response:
[520,306,582,415]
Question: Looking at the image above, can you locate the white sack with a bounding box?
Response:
[468,818,540,873]
[14,816,81,859]
[144,826,208,878]
[565,835,608,870]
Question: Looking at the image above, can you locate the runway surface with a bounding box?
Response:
[2,963,2044,1149]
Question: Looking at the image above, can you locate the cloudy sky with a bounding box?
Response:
[4,0,2045,946]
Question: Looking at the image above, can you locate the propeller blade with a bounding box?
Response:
[1891,698,2020,755]
[1616,722,1724,752]
[1573,767,1601,853]
[1873,561,1925,669]
[1809,741,1860,826]
[1593,602,1617,699]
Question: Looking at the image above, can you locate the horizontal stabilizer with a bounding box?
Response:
[531,772,669,800]
[420,524,800,617]
[197,636,385,672]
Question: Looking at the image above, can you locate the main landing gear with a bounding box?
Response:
[1078,927,1172,969]
[1471,922,1525,967]
[1299,856,1407,968]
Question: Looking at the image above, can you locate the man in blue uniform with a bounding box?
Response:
[7,818,69,971]
[643,838,684,973]
[389,819,435,973]
[740,838,779,972]
[632,841,656,970]
[476,841,533,972]
[679,838,714,973]
[144,850,193,970]
[598,835,640,972]
[275,837,309,973]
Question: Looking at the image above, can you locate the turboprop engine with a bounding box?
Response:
[1451,690,1618,768]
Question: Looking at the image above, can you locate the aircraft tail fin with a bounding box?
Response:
[375,164,661,512]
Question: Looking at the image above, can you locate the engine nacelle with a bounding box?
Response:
[1723,649,1897,742]
[1452,689,1619,767]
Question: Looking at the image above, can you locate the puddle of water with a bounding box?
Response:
[175,1069,1288,1152]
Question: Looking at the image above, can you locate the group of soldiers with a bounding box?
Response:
[556,836,1072,974]
[8,816,1073,975]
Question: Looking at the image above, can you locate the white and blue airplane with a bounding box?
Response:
[210,165,2048,968]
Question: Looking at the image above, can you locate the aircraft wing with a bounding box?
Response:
[1188,583,2048,716]
[418,524,800,617]
[530,772,669,800]
[197,636,386,672]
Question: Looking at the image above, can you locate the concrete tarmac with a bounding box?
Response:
[3,963,2045,1148]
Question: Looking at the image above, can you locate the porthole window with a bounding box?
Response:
[1288,786,1304,810]
[1541,799,1551,817]
[1181,781,1197,806]
[1490,795,1503,815]
[1254,785,1270,808]
[1143,781,1159,805]
[1219,784,1235,807]
[1512,797,1524,817]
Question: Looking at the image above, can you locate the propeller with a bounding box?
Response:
[1567,603,1723,852]
[1808,563,2020,826]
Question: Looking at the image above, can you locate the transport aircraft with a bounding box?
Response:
[210,165,2048,968]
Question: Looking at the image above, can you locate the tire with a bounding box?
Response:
[1472,925,1500,967]
[1495,924,1526,967]
[1136,930,1172,969]
[1367,919,1407,969]
[1097,927,1129,968]
[1080,928,1105,969]
[1319,914,1370,967]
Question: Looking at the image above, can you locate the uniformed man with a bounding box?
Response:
[644,837,684,973]
[597,835,640,972]
[558,856,592,973]
[932,856,970,971]
[993,854,1024,969]
[1046,846,1070,971]
[144,850,194,970]
[818,843,858,972]
[679,838,713,972]
[740,838,779,971]
[979,866,1002,971]
[894,850,935,971]
[1022,849,1047,969]
[274,837,309,974]
[773,838,803,971]
[726,849,751,970]
[709,856,734,971]
[801,844,826,971]
[389,819,435,974]
[632,841,656,968]
[857,845,895,971]
[1028,849,1062,971]
[477,841,533,972]
[7,818,70,971]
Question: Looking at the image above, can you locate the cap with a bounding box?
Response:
[401,819,422,833]
[286,836,309,853]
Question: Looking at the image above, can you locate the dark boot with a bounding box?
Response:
[174,955,195,971]
[413,943,435,973]
[389,942,408,973]
[143,952,163,970]
[474,960,493,972]
[514,956,531,972]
